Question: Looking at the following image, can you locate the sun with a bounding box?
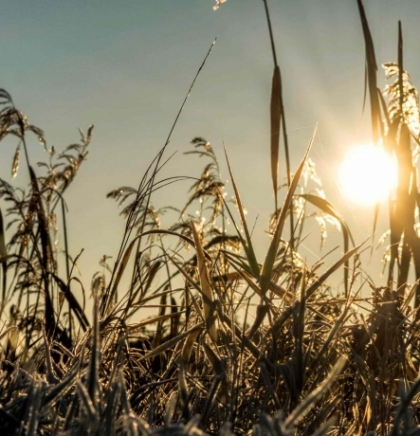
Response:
[338,145,398,206]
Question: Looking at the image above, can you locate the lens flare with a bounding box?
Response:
[338,145,397,206]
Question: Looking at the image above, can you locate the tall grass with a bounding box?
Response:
[1,0,420,435]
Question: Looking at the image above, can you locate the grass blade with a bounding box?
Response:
[137,323,203,363]
[270,66,281,210]
[26,382,43,436]
[224,147,260,278]
[270,242,364,335]
[260,126,316,296]
[0,207,7,313]
[357,0,382,143]
[297,193,354,296]
[284,356,347,429]
[191,221,218,342]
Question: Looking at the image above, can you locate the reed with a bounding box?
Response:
[1,0,420,434]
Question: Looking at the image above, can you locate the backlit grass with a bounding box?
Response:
[1,1,420,435]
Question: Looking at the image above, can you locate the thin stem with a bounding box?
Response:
[102,39,217,316]
[398,21,404,119]
[61,199,70,283]
[262,0,294,248]
[262,0,278,67]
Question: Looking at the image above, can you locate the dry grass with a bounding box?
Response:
[2,1,420,435]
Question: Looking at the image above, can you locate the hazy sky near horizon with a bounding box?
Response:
[1,0,419,291]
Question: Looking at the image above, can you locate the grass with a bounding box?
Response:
[1,0,420,434]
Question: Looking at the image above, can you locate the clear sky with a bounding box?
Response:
[1,0,419,292]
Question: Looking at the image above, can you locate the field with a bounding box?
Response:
[2,0,420,434]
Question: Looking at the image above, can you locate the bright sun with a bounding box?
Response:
[338,145,398,206]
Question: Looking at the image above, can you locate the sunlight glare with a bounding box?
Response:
[338,145,397,206]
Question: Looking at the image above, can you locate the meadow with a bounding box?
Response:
[1,0,420,434]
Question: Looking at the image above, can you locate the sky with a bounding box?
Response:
[1,0,419,295]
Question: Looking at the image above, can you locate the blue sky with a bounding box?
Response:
[1,0,419,289]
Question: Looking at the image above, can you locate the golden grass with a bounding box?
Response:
[1,1,420,435]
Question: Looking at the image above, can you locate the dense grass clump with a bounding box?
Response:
[2,0,420,434]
